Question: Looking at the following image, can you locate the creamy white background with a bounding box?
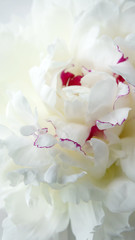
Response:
[0,0,33,23]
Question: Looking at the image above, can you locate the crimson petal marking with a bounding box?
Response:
[86,125,104,141]
[47,120,56,128]
[116,75,125,84]
[82,66,92,73]
[117,45,128,64]
[61,70,82,86]
[37,128,48,134]
[60,138,86,155]
[68,75,82,86]
[61,70,74,86]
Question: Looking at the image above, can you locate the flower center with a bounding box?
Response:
[60,70,83,86]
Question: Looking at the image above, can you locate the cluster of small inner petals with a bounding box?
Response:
[60,70,83,86]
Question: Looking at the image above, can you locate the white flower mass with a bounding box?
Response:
[0,0,135,239]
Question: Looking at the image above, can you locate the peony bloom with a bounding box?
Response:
[1,0,135,239]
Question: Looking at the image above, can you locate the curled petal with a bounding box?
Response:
[111,60,135,86]
[34,134,57,148]
[96,107,131,130]
[50,118,89,146]
[44,163,86,185]
[59,138,85,154]
[115,82,130,102]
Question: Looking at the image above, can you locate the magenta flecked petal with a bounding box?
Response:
[117,45,128,64]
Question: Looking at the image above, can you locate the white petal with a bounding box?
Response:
[0,25,39,117]
[0,125,12,139]
[123,229,135,240]
[88,138,109,178]
[3,188,69,240]
[120,138,135,181]
[30,57,52,92]
[104,177,135,212]
[50,118,89,145]
[34,133,57,148]
[81,71,112,88]
[97,107,131,130]
[120,2,135,35]
[116,82,130,101]
[87,78,117,122]
[72,2,119,67]
[40,85,57,108]
[0,209,7,240]
[44,163,86,185]
[63,86,90,121]
[64,98,87,121]
[111,60,135,86]
[78,35,121,72]
[2,218,19,240]
[6,91,37,128]
[52,224,75,240]
[60,181,104,204]
[61,171,86,185]
[93,208,131,240]
[20,125,37,136]
[69,201,104,240]
[113,82,130,110]
[44,164,59,184]
[6,134,53,167]
[115,34,135,66]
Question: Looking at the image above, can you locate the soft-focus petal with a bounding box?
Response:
[104,177,135,212]
[120,138,135,181]
[69,201,104,240]
[5,134,53,167]
[93,208,131,240]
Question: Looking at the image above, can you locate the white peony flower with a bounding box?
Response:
[1,0,135,239]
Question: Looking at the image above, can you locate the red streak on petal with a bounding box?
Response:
[61,70,83,86]
[117,45,128,64]
[113,73,125,85]
[116,75,125,84]
[60,71,74,86]
[86,125,104,141]
[68,75,82,86]
[117,55,128,64]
